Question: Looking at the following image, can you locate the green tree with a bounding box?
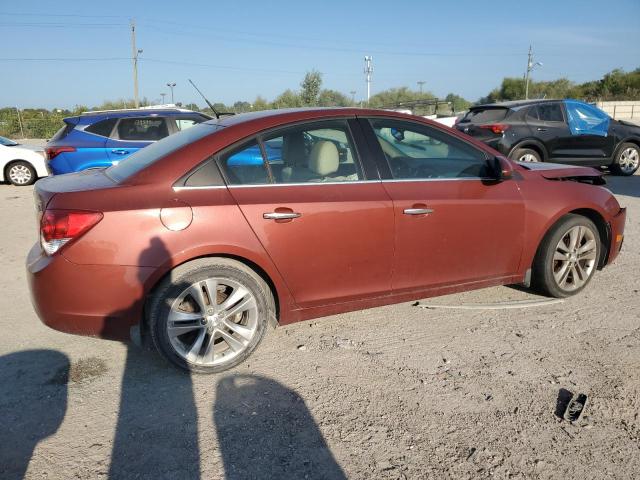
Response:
[273,89,302,108]
[317,89,351,107]
[252,96,270,111]
[445,93,471,112]
[300,70,322,106]
[233,101,252,113]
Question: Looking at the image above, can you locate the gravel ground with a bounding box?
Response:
[0,174,638,479]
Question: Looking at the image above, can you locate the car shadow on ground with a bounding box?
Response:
[106,237,345,479]
[604,174,640,199]
[0,349,69,480]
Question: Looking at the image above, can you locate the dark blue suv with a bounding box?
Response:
[45,108,211,174]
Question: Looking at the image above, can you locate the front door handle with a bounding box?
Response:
[403,208,434,215]
[111,149,130,155]
[263,212,301,220]
[536,127,547,132]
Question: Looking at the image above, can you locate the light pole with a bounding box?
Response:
[350,90,356,104]
[417,81,425,95]
[364,56,373,104]
[160,93,167,103]
[524,45,542,100]
[166,82,176,104]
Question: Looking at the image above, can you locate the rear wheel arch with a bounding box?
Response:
[509,140,548,161]
[141,253,282,343]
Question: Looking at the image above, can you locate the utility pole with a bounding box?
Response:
[524,45,542,100]
[364,56,373,105]
[130,19,142,108]
[166,82,176,103]
[350,90,356,104]
[160,93,167,103]
[417,81,426,95]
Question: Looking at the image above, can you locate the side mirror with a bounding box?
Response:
[491,156,513,181]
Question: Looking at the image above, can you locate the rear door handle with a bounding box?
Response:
[111,149,130,155]
[263,212,301,220]
[536,127,547,132]
[403,208,434,215]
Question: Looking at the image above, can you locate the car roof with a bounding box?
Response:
[67,108,211,126]
[471,99,562,110]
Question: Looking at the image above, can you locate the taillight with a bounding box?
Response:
[479,124,510,134]
[45,146,76,160]
[40,209,103,255]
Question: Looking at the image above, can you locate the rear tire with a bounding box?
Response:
[611,143,639,176]
[148,258,275,374]
[6,161,36,186]
[531,214,601,298]
[511,147,541,163]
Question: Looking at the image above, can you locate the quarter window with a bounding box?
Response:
[370,119,490,179]
[117,117,169,141]
[85,118,117,137]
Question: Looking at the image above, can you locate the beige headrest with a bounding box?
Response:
[308,140,339,176]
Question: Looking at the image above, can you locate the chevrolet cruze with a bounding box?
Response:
[27,108,626,373]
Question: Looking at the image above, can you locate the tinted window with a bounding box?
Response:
[218,141,270,185]
[106,123,220,182]
[184,159,224,187]
[117,117,169,141]
[50,122,75,141]
[262,121,363,183]
[176,119,198,131]
[85,118,117,137]
[463,108,508,123]
[536,103,564,122]
[370,119,489,179]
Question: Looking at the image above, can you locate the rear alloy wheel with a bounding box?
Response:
[612,143,639,176]
[532,214,601,298]
[6,161,36,186]
[149,258,274,373]
[511,147,541,163]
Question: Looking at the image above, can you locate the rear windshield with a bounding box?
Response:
[463,108,508,123]
[106,122,221,182]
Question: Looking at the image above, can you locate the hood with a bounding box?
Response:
[517,161,605,185]
[616,119,640,129]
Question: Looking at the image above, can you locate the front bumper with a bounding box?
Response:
[606,207,626,265]
[26,243,155,341]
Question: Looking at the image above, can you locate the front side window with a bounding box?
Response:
[370,119,490,179]
[565,101,610,137]
[117,117,169,141]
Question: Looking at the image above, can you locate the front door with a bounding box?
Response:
[362,117,525,294]
[219,119,394,308]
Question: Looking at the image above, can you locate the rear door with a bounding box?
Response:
[559,100,616,164]
[218,118,395,309]
[105,116,170,163]
[523,102,573,160]
[362,117,525,293]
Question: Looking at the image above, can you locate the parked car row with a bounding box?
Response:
[28,107,626,373]
[3,100,639,187]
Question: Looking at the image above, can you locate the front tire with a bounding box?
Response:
[148,258,275,374]
[511,147,541,163]
[611,143,639,176]
[6,161,36,186]
[531,214,601,298]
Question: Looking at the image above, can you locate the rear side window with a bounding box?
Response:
[463,108,508,123]
[117,117,169,141]
[85,118,117,137]
[528,103,564,122]
[218,141,270,185]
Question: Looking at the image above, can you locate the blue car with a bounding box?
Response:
[45,108,211,174]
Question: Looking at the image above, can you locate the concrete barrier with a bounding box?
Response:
[596,101,640,120]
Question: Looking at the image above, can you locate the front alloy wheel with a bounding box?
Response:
[7,161,36,186]
[532,214,601,298]
[612,143,639,176]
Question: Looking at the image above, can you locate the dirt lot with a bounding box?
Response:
[1,174,639,480]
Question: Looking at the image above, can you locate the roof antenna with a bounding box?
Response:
[188,79,234,119]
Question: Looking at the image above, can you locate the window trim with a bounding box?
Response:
[360,117,493,181]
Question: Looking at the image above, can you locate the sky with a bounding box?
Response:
[2,0,639,109]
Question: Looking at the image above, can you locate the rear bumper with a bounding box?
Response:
[26,243,155,341]
[606,207,626,265]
